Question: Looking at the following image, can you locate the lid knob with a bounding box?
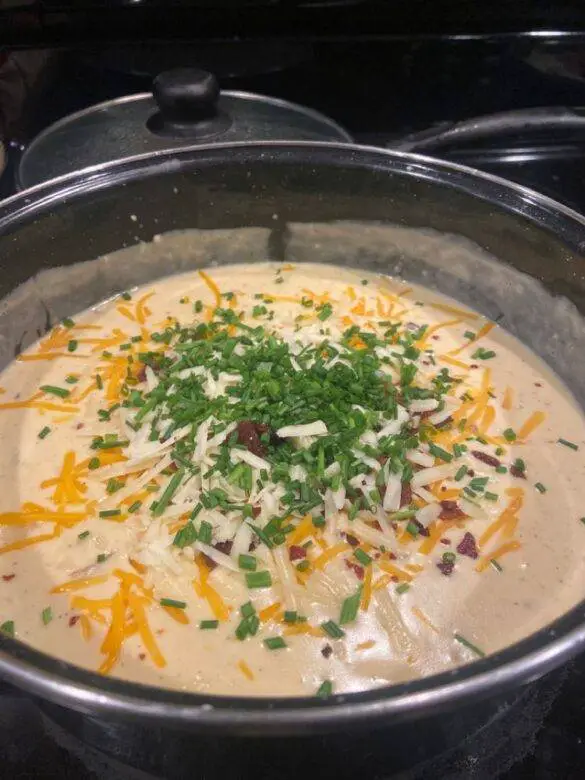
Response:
[147,68,231,139]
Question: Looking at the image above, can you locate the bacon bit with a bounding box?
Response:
[2,574,15,581]
[139,653,146,661]
[439,500,466,521]
[440,538,451,545]
[344,533,359,547]
[510,464,526,479]
[437,560,455,575]
[457,532,479,559]
[321,644,333,658]
[214,540,233,556]
[410,519,430,537]
[236,420,271,457]
[345,560,365,580]
[400,482,412,507]
[289,545,307,561]
[252,505,261,519]
[471,450,500,468]
[68,615,81,626]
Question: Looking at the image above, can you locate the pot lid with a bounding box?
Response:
[17,68,352,190]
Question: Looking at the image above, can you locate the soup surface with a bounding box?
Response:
[0,262,584,697]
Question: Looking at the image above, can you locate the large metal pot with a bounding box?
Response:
[0,142,585,776]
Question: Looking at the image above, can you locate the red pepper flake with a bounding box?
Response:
[289,545,307,562]
[439,500,466,521]
[68,615,80,626]
[345,560,365,580]
[344,533,359,547]
[400,482,413,507]
[437,561,455,576]
[1,574,15,582]
[472,450,500,468]
[456,532,479,559]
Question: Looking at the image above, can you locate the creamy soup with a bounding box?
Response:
[0,261,584,698]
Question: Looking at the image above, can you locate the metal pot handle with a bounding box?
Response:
[388,107,585,152]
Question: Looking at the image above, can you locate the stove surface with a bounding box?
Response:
[1,34,585,779]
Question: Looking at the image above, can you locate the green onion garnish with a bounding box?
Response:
[128,500,142,514]
[200,620,219,630]
[316,680,333,699]
[354,548,372,566]
[173,521,197,548]
[284,611,298,624]
[428,442,453,462]
[160,598,187,609]
[198,520,212,545]
[503,428,516,442]
[396,583,410,595]
[67,339,78,352]
[62,317,75,328]
[152,467,185,517]
[78,530,90,540]
[321,620,345,639]
[40,385,70,399]
[535,482,547,494]
[339,586,363,625]
[42,607,53,625]
[454,465,467,481]
[0,620,15,637]
[38,426,51,440]
[558,438,579,451]
[238,554,257,571]
[246,571,272,589]
[454,632,485,657]
[490,559,503,572]
[264,636,287,650]
[99,509,121,518]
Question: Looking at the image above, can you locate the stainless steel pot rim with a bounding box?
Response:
[1,140,585,729]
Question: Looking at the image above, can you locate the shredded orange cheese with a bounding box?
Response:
[476,540,522,572]
[237,660,255,680]
[517,410,546,440]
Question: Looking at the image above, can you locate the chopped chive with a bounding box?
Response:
[454,465,467,481]
[558,438,579,451]
[454,632,485,658]
[580,517,585,526]
[354,548,372,566]
[0,620,15,637]
[495,465,507,474]
[65,375,79,384]
[534,482,547,494]
[284,610,298,624]
[246,571,272,589]
[428,442,453,462]
[99,509,121,518]
[198,520,212,545]
[264,636,287,650]
[406,520,420,537]
[88,457,101,470]
[238,554,257,571]
[484,491,498,501]
[339,586,363,625]
[160,598,187,609]
[40,384,70,399]
[173,521,197,548]
[96,374,103,390]
[495,446,505,456]
[96,553,109,564]
[503,428,516,442]
[121,291,132,301]
[471,348,496,360]
[463,330,475,340]
[490,558,503,572]
[316,680,333,699]
[78,530,90,540]
[42,607,53,625]
[128,500,142,513]
[321,620,345,639]
[62,317,75,328]
[396,583,410,595]
[240,601,256,619]
[92,439,129,450]
[67,339,78,352]
[152,467,185,517]
[200,620,219,630]
[296,560,310,572]
[38,426,51,440]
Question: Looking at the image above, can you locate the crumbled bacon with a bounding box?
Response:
[437,560,455,576]
[251,505,261,518]
[510,464,526,479]
[344,533,359,547]
[457,532,479,559]
[289,545,307,561]
[439,500,466,521]
[68,615,80,627]
[236,420,278,457]
[472,450,500,468]
[214,540,233,556]
[400,482,412,507]
[321,644,333,659]
[1,574,15,582]
[410,519,430,537]
[139,653,146,661]
[75,422,85,430]
[137,366,147,382]
[345,560,365,580]
[439,538,451,545]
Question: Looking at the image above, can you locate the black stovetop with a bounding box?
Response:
[2,34,585,779]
